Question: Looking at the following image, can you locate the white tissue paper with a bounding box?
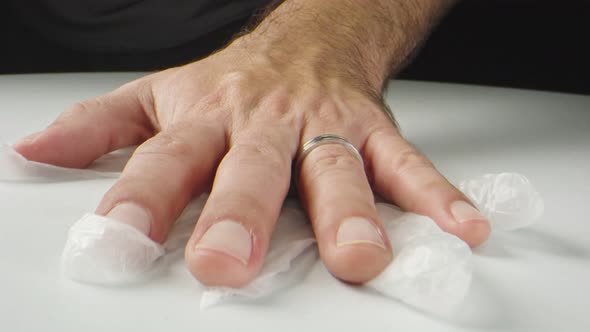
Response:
[0,144,544,316]
[460,172,544,230]
[366,172,543,315]
[61,195,208,284]
[366,204,472,316]
[61,213,166,284]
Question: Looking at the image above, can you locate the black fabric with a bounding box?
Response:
[1,4,255,72]
[10,0,271,53]
[1,1,589,94]
[398,0,590,95]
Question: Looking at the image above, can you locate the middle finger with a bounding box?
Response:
[185,126,297,287]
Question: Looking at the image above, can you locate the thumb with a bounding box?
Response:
[14,80,155,168]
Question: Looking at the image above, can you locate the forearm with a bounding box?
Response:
[234,0,455,93]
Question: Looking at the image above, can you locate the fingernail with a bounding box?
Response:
[337,217,385,249]
[451,201,487,223]
[106,202,152,235]
[195,221,252,265]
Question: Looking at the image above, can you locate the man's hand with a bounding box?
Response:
[14,0,489,287]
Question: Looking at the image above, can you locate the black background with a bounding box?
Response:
[398,0,590,95]
[2,0,589,95]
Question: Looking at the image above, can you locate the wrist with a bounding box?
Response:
[229,26,387,96]
[226,0,453,95]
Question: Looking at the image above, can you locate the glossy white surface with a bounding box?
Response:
[1,73,589,331]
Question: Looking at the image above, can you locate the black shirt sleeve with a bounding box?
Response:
[10,0,271,53]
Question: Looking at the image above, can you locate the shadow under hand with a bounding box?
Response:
[474,229,589,260]
[450,267,519,331]
[88,147,135,173]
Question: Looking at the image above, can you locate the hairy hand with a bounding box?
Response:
[15,0,488,287]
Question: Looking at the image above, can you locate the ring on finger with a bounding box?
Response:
[294,134,363,184]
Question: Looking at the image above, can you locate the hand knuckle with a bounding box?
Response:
[390,147,433,175]
[304,147,361,180]
[138,132,195,158]
[314,100,344,124]
[66,100,95,116]
[230,142,288,170]
[260,88,294,120]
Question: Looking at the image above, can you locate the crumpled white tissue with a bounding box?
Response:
[61,195,208,284]
[0,144,544,316]
[59,173,543,315]
[460,172,544,230]
[364,172,543,315]
[61,193,319,309]
[61,213,166,284]
[366,204,472,316]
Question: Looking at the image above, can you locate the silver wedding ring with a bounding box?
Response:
[294,134,364,183]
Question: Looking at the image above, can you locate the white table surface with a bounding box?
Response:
[1,73,589,331]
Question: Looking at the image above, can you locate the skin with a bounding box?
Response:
[14,0,490,287]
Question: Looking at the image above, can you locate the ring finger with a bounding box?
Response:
[297,130,393,283]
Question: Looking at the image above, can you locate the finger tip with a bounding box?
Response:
[322,244,393,284]
[13,142,48,165]
[14,128,95,168]
[13,142,32,157]
[13,131,56,163]
[461,219,492,247]
[184,248,259,288]
[446,218,491,247]
[13,134,41,158]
